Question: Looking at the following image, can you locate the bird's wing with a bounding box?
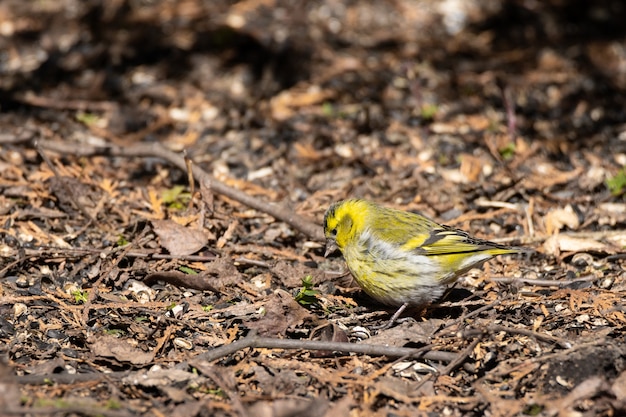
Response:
[375,220,513,256]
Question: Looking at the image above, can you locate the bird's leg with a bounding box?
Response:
[373,302,409,330]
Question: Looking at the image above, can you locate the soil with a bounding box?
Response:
[1,1,626,416]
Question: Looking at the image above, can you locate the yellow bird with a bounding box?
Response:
[323,199,525,327]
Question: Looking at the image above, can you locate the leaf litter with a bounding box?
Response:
[1,1,626,416]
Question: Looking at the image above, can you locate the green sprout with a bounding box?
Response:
[116,235,129,246]
[103,328,125,337]
[321,102,335,117]
[71,289,88,304]
[179,266,198,275]
[420,103,438,121]
[161,185,191,210]
[295,275,320,306]
[75,112,100,125]
[523,403,543,416]
[606,167,626,196]
[499,142,516,160]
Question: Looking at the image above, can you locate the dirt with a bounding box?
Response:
[1,0,626,416]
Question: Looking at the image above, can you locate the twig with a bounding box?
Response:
[498,78,517,143]
[440,336,482,376]
[545,377,608,417]
[14,371,131,385]
[14,91,117,112]
[462,324,572,349]
[488,274,598,287]
[5,246,217,262]
[13,335,457,386]
[192,332,458,363]
[33,139,323,240]
[233,257,272,268]
[494,229,626,246]
[2,405,134,417]
[437,299,503,335]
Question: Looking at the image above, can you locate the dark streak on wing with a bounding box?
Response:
[422,249,488,256]
[421,229,449,247]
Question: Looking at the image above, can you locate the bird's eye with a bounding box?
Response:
[330,228,337,237]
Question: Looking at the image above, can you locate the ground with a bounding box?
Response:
[1,1,626,416]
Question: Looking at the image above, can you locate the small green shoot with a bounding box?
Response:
[322,102,335,117]
[205,387,225,397]
[179,266,198,275]
[420,103,438,121]
[295,275,320,306]
[523,403,543,416]
[71,289,88,304]
[606,167,626,196]
[75,112,100,125]
[117,235,130,246]
[202,305,214,312]
[499,142,516,160]
[161,185,191,210]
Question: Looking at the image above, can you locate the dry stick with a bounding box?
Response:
[489,274,598,287]
[14,337,458,386]
[3,405,134,417]
[406,336,483,395]
[499,78,517,144]
[440,336,482,376]
[191,333,458,363]
[462,324,572,349]
[437,299,503,336]
[37,139,324,241]
[14,246,217,262]
[494,229,626,246]
[14,370,131,385]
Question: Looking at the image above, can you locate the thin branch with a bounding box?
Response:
[191,332,458,363]
[33,139,324,240]
[14,371,131,385]
[462,324,572,349]
[12,335,458,386]
[5,246,217,262]
[440,336,482,376]
[488,274,598,287]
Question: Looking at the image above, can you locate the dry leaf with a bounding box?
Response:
[124,368,199,387]
[152,219,208,256]
[459,153,486,182]
[90,335,155,365]
[247,289,316,336]
[543,234,609,256]
[545,205,580,235]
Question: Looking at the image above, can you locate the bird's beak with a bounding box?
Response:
[324,239,338,257]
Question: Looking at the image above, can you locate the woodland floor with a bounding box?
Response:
[1,1,626,416]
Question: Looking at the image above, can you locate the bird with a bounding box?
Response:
[323,199,526,328]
